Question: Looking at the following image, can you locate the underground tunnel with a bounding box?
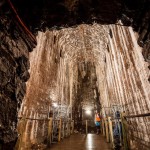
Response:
[0,0,150,150]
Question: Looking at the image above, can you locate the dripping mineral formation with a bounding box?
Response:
[0,0,150,150]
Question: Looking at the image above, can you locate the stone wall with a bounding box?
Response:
[0,2,36,149]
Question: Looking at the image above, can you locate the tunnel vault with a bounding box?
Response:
[18,24,149,149]
[0,0,150,149]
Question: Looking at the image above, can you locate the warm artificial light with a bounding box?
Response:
[53,103,58,107]
[86,110,91,115]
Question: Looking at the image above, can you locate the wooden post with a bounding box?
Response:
[66,122,69,137]
[104,118,109,142]
[70,121,72,134]
[62,122,65,139]
[108,117,114,148]
[119,119,122,146]
[102,119,105,136]
[15,116,27,150]
[58,118,62,142]
[121,113,130,150]
[65,122,67,137]
[51,120,54,142]
[68,121,71,136]
[71,120,74,134]
[86,120,88,134]
[47,117,53,146]
[73,120,74,133]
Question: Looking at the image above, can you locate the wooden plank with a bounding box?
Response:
[104,118,109,142]
[71,120,74,134]
[121,113,130,150]
[62,122,65,138]
[68,121,71,136]
[58,118,62,142]
[86,120,88,134]
[47,117,53,146]
[108,117,114,148]
[66,122,69,137]
[102,119,105,136]
[15,116,27,150]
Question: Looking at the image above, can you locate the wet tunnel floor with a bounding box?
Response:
[49,134,111,150]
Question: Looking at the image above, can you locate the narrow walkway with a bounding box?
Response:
[49,134,111,150]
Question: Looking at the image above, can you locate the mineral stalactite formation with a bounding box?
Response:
[17,24,150,149]
[0,0,150,150]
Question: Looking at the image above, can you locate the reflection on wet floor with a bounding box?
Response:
[49,133,111,150]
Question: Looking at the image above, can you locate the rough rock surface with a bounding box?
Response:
[11,0,150,62]
[0,2,36,149]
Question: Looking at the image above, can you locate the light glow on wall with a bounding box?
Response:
[53,103,58,108]
[85,110,92,115]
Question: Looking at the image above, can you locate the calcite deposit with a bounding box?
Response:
[18,24,150,149]
[0,0,150,149]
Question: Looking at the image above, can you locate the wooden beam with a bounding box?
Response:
[47,117,53,146]
[102,119,105,136]
[58,118,62,142]
[104,118,109,142]
[121,113,130,150]
[86,120,88,134]
[71,120,74,134]
[108,117,114,148]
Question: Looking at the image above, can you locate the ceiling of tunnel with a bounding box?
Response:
[58,24,108,64]
[11,0,122,30]
[24,24,107,112]
[8,0,150,34]
[2,0,149,62]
